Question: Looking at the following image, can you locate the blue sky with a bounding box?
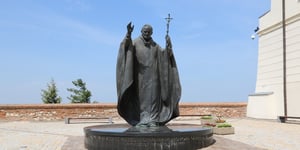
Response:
[0,0,270,104]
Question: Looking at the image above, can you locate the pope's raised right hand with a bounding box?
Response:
[127,22,134,35]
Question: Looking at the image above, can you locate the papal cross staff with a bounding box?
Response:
[165,13,173,36]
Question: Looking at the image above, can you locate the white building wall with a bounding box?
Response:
[286,19,300,117]
[247,0,300,119]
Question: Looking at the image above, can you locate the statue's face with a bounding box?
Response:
[141,26,153,41]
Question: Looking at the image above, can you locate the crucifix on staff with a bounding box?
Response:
[165,13,173,36]
[164,13,173,51]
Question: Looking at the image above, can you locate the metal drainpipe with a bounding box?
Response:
[282,0,287,121]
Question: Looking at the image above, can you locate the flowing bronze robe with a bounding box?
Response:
[116,35,181,126]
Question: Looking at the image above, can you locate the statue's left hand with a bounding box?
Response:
[165,35,172,49]
[165,35,170,42]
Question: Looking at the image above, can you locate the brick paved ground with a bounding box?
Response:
[0,118,299,150]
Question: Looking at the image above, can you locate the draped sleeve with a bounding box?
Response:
[116,36,140,125]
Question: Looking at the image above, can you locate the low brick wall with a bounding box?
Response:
[0,102,247,121]
[179,102,247,118]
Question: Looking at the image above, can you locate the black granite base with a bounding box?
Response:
[84,124,215,150]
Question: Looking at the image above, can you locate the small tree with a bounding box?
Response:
[41,79,62,104]
[67,78,92,103]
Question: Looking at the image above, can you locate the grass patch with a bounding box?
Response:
[201,116,213,119]
[217,123,232,128]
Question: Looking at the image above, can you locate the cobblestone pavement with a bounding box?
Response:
[0,118,299,150]
[215,118,300,150]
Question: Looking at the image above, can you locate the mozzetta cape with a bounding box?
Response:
[116,36,181,126]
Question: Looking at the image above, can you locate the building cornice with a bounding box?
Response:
[258,13,300,37]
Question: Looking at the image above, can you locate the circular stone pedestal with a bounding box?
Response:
[84,124,215,150]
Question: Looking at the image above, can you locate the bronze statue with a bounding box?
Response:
[116,20,181,127]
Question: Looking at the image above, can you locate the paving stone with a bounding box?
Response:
[0,118,299,150]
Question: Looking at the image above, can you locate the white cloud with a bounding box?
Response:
[56,17,119,46]
[24,8,120,46]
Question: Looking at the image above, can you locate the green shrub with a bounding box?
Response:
[217,123,232,128]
